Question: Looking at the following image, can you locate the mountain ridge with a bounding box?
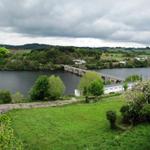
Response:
[0,43,148,51]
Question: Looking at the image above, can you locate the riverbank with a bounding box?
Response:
[0,64,63,71]
[1,64,150,71]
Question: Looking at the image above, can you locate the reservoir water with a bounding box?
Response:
[0,67,149,96]
[0,70,80,96]
[96,68,150,80]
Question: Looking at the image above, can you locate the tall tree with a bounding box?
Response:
[78,71,103,95]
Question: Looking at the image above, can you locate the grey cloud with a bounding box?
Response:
[0,0,150,45]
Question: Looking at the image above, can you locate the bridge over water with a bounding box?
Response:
[63,65,124,84]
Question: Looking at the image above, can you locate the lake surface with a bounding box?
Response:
[0,68,150,96]
[96,68,150,80]
[0,71,80,96]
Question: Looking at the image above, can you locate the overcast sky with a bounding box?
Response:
[0,0,150,47]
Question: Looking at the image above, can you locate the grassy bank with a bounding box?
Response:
[8,96,150,150]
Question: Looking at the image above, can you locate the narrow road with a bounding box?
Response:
[0,98,81,114]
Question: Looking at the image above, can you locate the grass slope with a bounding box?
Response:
[8,96,150,150]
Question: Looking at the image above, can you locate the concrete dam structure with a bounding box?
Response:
[63,65,124,84]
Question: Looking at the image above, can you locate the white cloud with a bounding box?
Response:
[0,31,144,48]
[0,0,150,47]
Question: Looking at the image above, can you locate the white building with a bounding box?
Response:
[104,83,134,94]
[119,61,126,65]
[73,59,86,65]
[74,89,81,97]
[74,83,135,96]
[135,57,147,61]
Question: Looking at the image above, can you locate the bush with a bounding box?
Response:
[48,75,65,100]
[122,80,150,125]
[0,47,10,58]
[125,74,142,82]
[12,92,26,103]
[0,114,23,150]
[106,110,117,129]
[125,81,150,104]
[123,82,128,91]
[0,90,12,104]
[88,79,104,96]
[120,105,130,123]
[140,104,150,122]
[30,75,65,101]
[30,75,49,101]
[120,103,142,125]
[78,71,103,95]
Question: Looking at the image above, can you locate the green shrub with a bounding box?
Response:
[78,71,103,96]
[122,81,150,125]
[0,90,12,104]
[48,75,65,100]
[123,82,128,91]
[120,103,142,125]
[125,81,150,104]
[140,104,150,122]
[120,105,130,123]
[12,92,26,103]
[30,75,65,101]
[0,47,10,58]
[106,110,117,129]
[88,79,104,96]
[30,75,49,101]
[125,74,142,82]
[0,114,23,150]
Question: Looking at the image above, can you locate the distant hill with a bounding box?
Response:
[0,43,149,51]
[0,43,110,51]
[0,43,51,50]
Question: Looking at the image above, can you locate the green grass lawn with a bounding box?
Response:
[8,96,150,150]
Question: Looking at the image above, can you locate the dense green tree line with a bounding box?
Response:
[1,46,150,70]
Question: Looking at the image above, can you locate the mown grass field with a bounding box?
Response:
[101,53,126,61]
[8,96,150,150]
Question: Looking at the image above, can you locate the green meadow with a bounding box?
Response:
[8,96,150,150]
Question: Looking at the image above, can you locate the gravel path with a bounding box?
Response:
[0,98,81,114]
